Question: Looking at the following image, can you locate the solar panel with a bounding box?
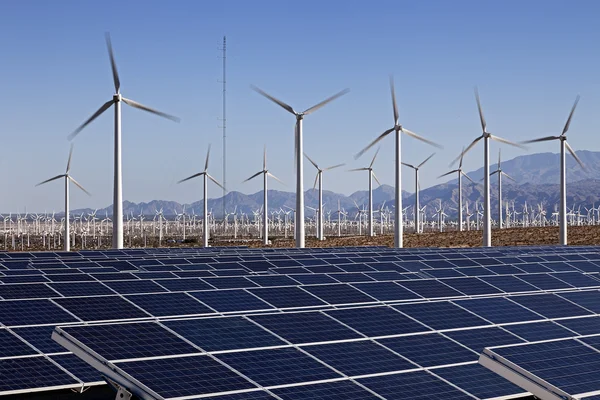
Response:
[0,283,60,299]
[103,279,169,294]
[301,284,377,305]
[0,329,39,357]
[555,316,600,336]
[326,306,429,337]
[125,292,215,317]
[395,301,490,330]
[153,278,214,291]
[440,277,504,296]
[49,353,104,383]
[444,327,524,353]
[163,317,286,351]
[478,275,539,293]
[53,296,150,322]
[288,274,338,285]
[510,293,593,318]
[515,273,574,290]
[272,380,379,400]
[502,321,575,341]
[249,287,327,308]
[454,297,544,324]
[12,326,68,353]
[189,289,275,313]
[0,356,79,394]
[350,281,422,301]
[397,279,464,298]
[0,299,79,327]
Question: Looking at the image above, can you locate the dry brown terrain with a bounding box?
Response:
[213,226,600,248]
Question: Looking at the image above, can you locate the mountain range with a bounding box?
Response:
[66,150,600,220]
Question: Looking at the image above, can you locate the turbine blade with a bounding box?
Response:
[498,148,501,168]
[303,88,350,115]
[304,153,319,170]
[207,174,225,190]
[450,136,483,167]
[36,174,65,187]
[313,172,319,190]
[401,162,416,169]
[437,170,459,179]
[68,100,114,140]
[390,75,399,124]
[562,95,580,136]
[178,172,203,184]
[263,146,267,170]
[417,152,436,168]
[324,163,345,171]
[348,168,369,172]
[462,172,475,184]
[565,141,585,170]
[369,147,381,168]
[204,144,211,172]
[354,127,394,159]
[250,85,296,114]
[69,176,91,196]
[521,136,560,144]
[490,170,499,176]
[66,144,74,173]
[372,171,382,186]
[502,172,516,182]
[243,171,263,183]
[402,128,443,149]
[475,86,486,132]
[121,97,180,122]
[489,134,527,149]
[267,172,285,185]
[459,146,465,169]
[105,33,120,93]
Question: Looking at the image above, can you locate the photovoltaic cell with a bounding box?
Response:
[351,282,422,301]
[0,284,60,299]
[301,284,376,305]
[559,290,600,313]
[50,353,103,383]
[0,356,78,393]
[189,289,275,313]
[510,294,593,319]
[551,272,600,288]
[0,299,79,327]
[249,287,327,308]
[13,326,67,354]
[152,278,214,291]
[273,380,380,400]
[454,297,543,324]
[125,292,215,317]
[556,317,600,336]
[397,280,464,298]
[515,273,574,290]
[247,275,300,287]
[396,301,490,330]
[0,329,39,357]
[440,277,503,296]
[103,279,169,295]
[53,296,150,322]
[479,275,539,293]
[444,327,524,353]
[46,282,115,297]
[326,306,429,337]
[502,321,576,341]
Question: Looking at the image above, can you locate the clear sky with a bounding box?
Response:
[1,0,599,212]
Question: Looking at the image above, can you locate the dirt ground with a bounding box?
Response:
[213,226,600,248]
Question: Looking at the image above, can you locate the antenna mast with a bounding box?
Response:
[220,36,227,220]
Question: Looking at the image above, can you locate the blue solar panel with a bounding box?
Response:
[456,267,496,277]
[163,317,286,351]
[125,292,215,317]
[302,284,376,305]
[247,275,300,287]
[13,326,67,353]
[379,333,476,367]
[209,391,275,400]
[47,281,116,297]
[0,275,50,284]
[516,273,574,290]
[510,293,593,318]
[153,278,214,291]
[0,356,78,393]
[44,273,95,282]
[503,321,576,341]
[454,297,544,324]
[358,370,473,400]
[90,272,138,281]
[326,306,429,337]
[327,272,374,283]
[478,275,539,293]
[50,353,103,383]
[288,274,338,285]
[444,327,524,353]
[0,284,60,299]
[249,287,327,308]
[114,355,254,398]
[103,279,169,294]
[551,272,600,288]
[556,317,600,335]
[0,329,39,357]
[250,312,362,344]
[273,380,379,400]
[303,340,417,376]
[440,277,503,296]
[396,301,490,330]
[559,290,600,313]
[422,268,465,278]
[397,280,464,298]
[53,296,150,321]
[189,289,275,313]
[485,265,525,275]
[0,299,79,326]
[433,363,526,399]
[217,347,340,387]
[351,281,422,301]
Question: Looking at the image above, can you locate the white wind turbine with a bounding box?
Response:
[178,145,224,247]
[349,148,382,237]
[402,153,435,234]
[304,153,344,241]
[243,146,284,245]
[355,77,441,247]
[68,33,179,250]
[521,96,584,245]
[488,149,515,229]
[438,147,475,232]
[251,85,348,248]
[36,145,90,251]
[450,88,523,247]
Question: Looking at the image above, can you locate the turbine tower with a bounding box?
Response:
[251,85,349,248]
[178,146,224,247]
[522,96,584,245]
[68,33,179,249]
[355,77,441,247]
[243,146,284,245]
[438,147,474,231]
[36,145,90,251]
[402,153,435,234]
[349,148,382,237]
[450,88,523,247]
[489,149,515,229]
[304,153,344,240]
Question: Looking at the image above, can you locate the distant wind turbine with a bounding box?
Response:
[438,147,474,231]
[243,146,284,245]
[36,145,90,251]
[521,96,585,245]
[178,145,224,247]
[355,77,442,247]
[304,153,344,240]
[402,153,435,234]
[251,85,349,248]
[68,33,180,250]
[349,148,382,237]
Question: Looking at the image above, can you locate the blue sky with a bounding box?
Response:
[1,0,599,212]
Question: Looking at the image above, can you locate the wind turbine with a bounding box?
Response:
[488,149,515,229]
[243,146,284,245]
[178,146,224,247]
[450,88,523,247]
[402,153,435,234]
[438,147,475,232]
[251,85,348,248]
[521,96,584,245]
[36,145,90,251]
[355,77,441,247]
[349,148,382,237]
[68,33,179,250]
[304,153,344,240]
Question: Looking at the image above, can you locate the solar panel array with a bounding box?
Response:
[2,245,600,398]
